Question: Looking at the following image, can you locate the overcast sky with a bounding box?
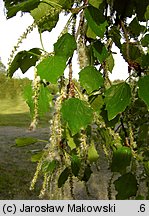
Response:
[0,0,128,80]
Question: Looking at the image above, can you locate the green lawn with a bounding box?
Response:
[0,97,49,127]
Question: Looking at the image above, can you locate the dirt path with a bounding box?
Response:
[0,126,49,199]
[0,126,112,200]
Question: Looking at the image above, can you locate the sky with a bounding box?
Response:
[0,0,128,81]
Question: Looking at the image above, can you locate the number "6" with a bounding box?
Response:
[140,204,145,212]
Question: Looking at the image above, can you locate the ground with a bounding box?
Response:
[0,126,49,199]
[0,98,112,199]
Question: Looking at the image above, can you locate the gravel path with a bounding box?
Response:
[0,126,112,200]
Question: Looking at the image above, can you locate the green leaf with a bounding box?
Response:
[45,0,73,9]
[86,26,97,39]
[129,17,146,37]
[23,84,34,117]
[81,165,92,182]
[89,0,103,8]
[58,167,70,188]
[138,75,149,108]
[114,172,138,199]
[90,95,104,113]
[38,84,52,116]
[31,152,43,162]
[111,147,132,173]
[6,0,40,18]
[135,0,149,21]
[61,98,94,135]
[71,154,81,177]
[141,34,149,47]
[112,0,134,18]
[42,160,58,173]
[121,43,142,63]
[109,26,122,49]
[79,66,104,94]
[23,83,52,117]
[145,5,149,20]
[66,129,76,150]
[88,141,99,163]
[105,82,131,120]
[15,137,38,147]
[8,48,41,77]
[37,56,66,83]
[141,53,149,68]
[31,2,59,32]
[105,53,114,73]
[85,6,108,38]
[60,0,74,9]
[54,33,77,61]
[92,41,109,64]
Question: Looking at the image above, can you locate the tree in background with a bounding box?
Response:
[2,0,149,199]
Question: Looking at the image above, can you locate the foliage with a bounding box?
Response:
[3,0,149,199]
[0,73,31,99]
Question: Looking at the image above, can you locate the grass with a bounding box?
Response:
[0,97,49,127]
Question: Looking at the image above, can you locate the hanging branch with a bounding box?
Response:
[29,69,40,131]
[120,116,130,147]
[67,57,75,98]
[67,14,77,98]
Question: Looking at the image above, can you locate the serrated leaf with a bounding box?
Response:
[42,160,58,173]
[92,41,109,64]
[31,2,59,32]
[81,165,92,182]
[15,137,38,147]
[141,34,149,47]
[58,167,70,188]
[114,172,138,199]
[105,53,114,73]
[71,154,81,177]
[105,82,131,120]
[54,33,77,61]
[111,147,132,173]
[6,0,40,18]
[61,98,93,135]
[79,66,104,94]
[88,141,99,163]
[37,56,66,83]
[8,48,41,77]
[138,75,149,108]
[31,152,43,162]
[85,6,108,38]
